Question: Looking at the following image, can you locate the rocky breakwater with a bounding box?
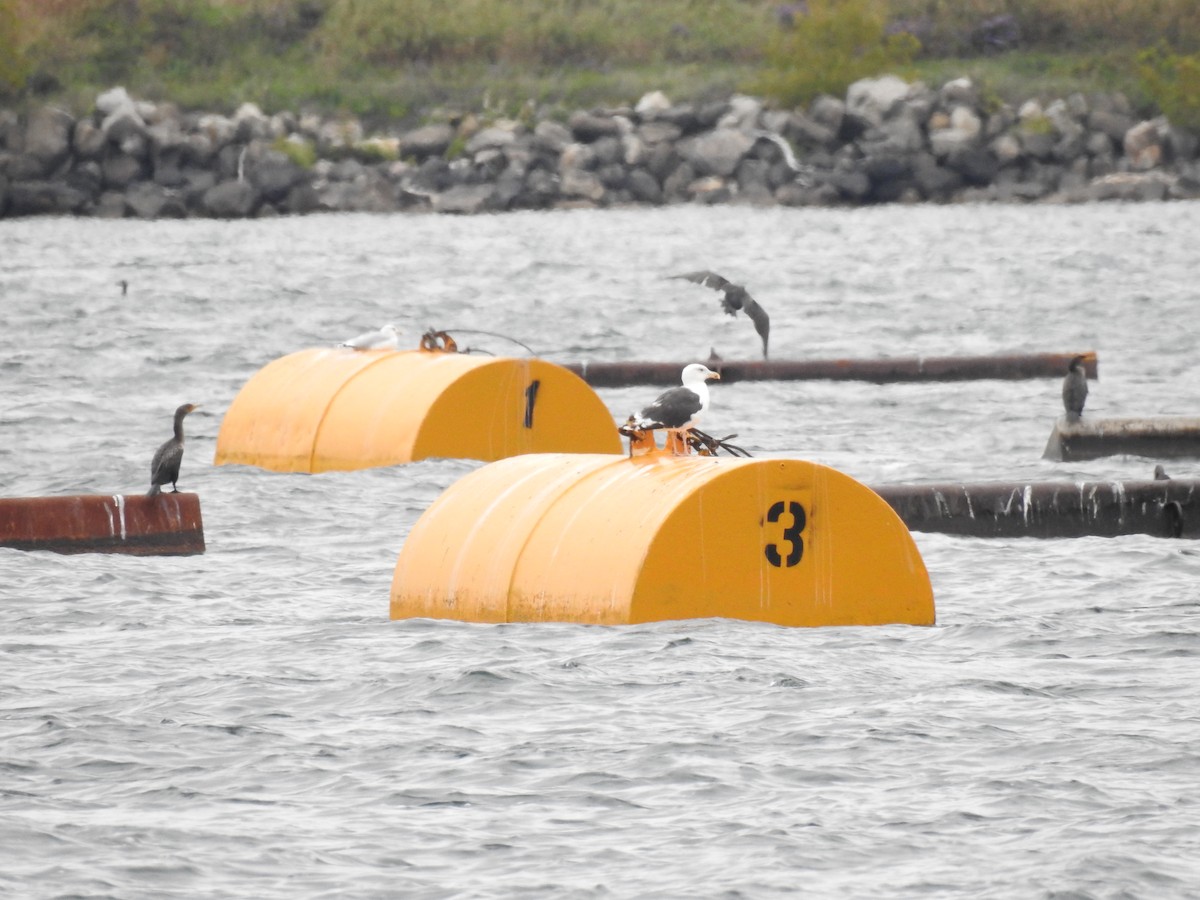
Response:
[1,78,1198,220]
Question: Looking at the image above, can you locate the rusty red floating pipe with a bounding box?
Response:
[872,478,1197,539]
[565,351,1098,386]
[1044,417,1200,461]
[0,493,205,556]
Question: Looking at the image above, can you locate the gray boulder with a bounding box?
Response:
[432,183,498,214]
[1087,109,1136,144]
[637,120,683,145]
[569,111,620,142]
[101,103,146,151]
[72,119,106,160]
[8,180,89,216]
[195,114,237,153]
[249,149,306,202]
[827,165,871,201]
[1124,120,1163,169]
[626,168,663,204]
[0,110,21,152]
[233,103,273,142]
[399,123,455,160]
[93,190,127,218]
[678,128,756,177]
[125,181,186,218]
[284,182,321,214]
[521,168,559,206]
[560,168,605,202]
[202,179,260,217]
[662,161,696,200]
[65,160,103,199]
[532,120,572,154]
[465,125,518,155]
[912,152,964,198]
[23,107,75,176]
[846,75,910,127]
[102,152,145,189]
[809,95,846,135]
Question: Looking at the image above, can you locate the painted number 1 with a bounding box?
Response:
[764,500,806,567]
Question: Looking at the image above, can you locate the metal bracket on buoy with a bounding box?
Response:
[618,422,752,458]
[419,330,459,353]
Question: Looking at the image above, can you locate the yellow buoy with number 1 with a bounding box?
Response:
[391,451,934,627]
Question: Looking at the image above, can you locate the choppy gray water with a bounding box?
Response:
[2,204,1199,899]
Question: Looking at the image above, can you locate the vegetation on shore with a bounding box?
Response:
[2,0,1198,128]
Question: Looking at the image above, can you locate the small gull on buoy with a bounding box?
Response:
[671,271,771,359]
[1062,355,1088,422]
[627,362,720,453]
[339,323,401,351]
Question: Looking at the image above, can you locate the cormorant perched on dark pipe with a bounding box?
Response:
[148,403,199,497]
[671,271,771,359]
[1062,354,1088,421]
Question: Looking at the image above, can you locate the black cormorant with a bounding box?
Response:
[148,403,199,496]
[1062,355,1088,422]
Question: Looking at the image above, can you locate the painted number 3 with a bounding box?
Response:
[764,500,806,567]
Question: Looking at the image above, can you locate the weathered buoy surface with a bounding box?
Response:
[874,479,1199,539]
[0,493,205,556]
[391,452,934,627]
[1044,416,1200,461]
[214,349,622,472]
[566,351,1097,386]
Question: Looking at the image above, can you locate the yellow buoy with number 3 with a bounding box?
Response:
[391,451,934,627]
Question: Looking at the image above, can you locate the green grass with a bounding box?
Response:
[0,0,1193,124]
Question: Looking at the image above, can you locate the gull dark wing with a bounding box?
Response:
[743,295,770,358]
[671,271,732,292]
[637,386,703,430]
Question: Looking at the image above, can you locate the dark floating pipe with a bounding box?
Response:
[1044,417,1200,461]
[0,493,205,556]
[566,351,1098,386]
[872,479,1197,539]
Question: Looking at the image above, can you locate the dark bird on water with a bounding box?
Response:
[1154,464,1170,481]
[148,403,199,496]
[628,363,720,451]
[1062,355,1088,422]
[672,271,771,359]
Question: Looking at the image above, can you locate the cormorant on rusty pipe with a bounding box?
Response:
[1062,355,1088,422]
[671,271,770,359]
[148,403,199,497]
